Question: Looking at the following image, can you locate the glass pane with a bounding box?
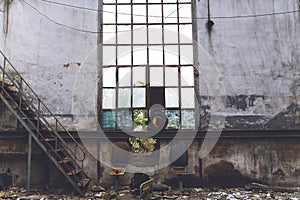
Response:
[133,0,146,2]
[103,89,116,109]
[164,25,178,44]
[117,0,131,3]
[133,26,147,44]
[119,67,131,87]
[163,4,178,23]
[179,4,192,23]
[164,0,177,2]
[118,88,131,108]
[150,67,163,86]
[117,46,131,65]
[165,67,178,86]
[181,110,195,129]
[133,5,147,23]
[117,25,131,44]
[148,5,162,23]
[165,45,179,65]
[103,25,116,44]
[148,0,161,3]
[133,47,147,65]
[117,110,132,130]
[103,46,116,65]
[102,111,116,129]
[149,47,163,65]
[103,0,115,3]
[103,5,116,24]
[181,66,194,86]
[133,88,146,107]
[179,24,193,43]
[117,5,131,24]
[166,110,180,129]
[133,67,146,86]
[180,45,193,65]
[181,88,195,108]
[149,25,162,44]
[103,67,116,87]
[165,88,179,107]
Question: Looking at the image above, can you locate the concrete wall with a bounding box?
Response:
[0,0,299,131]
[197,0,300,130]
[1,137,299,189]
[0,0,98,131]
[0,0,300,189]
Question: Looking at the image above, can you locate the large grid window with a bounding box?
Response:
[101,0,196,131]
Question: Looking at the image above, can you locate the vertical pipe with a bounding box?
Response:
[26,132,32,196]
[207,0,211,21]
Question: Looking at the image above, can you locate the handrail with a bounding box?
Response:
[0,50,86,164]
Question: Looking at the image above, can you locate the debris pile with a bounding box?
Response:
[0,185,299,200]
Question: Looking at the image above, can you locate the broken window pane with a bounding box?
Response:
[181,110,195,129]
[133,109,148,131]
[166,110,180,129]
[102,111,116,129]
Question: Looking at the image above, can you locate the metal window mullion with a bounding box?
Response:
[192,0,200,130]
[115,3,119,129]
[131,2,134,130]
[176,0,183,129]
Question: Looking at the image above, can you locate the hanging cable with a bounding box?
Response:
[22,0,300,34]
[38,0,300,20]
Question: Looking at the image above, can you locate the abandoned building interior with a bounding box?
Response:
[0,0,300,197]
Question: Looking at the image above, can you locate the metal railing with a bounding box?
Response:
[0,50,86,170]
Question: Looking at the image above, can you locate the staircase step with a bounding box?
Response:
[59,157,71,164]
[77,178,91,187]
[67,169,82,176]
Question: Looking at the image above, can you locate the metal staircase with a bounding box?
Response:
[0,51,90,196]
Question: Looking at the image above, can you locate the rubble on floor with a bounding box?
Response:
[0,186,299,200]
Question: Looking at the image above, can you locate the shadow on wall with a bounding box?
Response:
[203,160,252,187]
[0,168,18,190]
